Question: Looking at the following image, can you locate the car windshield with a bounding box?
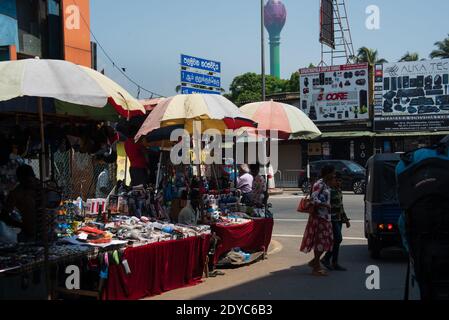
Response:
[345,162,365,173]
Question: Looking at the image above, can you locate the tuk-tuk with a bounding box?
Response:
[365,154,403,259]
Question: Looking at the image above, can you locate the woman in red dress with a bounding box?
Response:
[300,165,336,276]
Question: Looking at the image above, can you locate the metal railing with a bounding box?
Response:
[274,169,301,188]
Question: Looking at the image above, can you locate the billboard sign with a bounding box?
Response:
[180,54,221,95]
[374,59,449,131]
[299,63,369,122]
[319,0,335,49]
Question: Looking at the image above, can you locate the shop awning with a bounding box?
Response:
[375,131,449,137]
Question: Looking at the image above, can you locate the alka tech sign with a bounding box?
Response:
[374,59,449,132]
[180,54,221,95]
[299,63,369,123]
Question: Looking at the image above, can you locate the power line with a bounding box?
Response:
[71,0,165,98]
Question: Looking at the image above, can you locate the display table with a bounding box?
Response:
[211,218,274,264]
[103,235,211,300]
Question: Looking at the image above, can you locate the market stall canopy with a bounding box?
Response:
[140,98,165,113]
[135,94,257,141]
[240,100,321,140]
[0,59,146,120]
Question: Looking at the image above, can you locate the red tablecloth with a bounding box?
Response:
[211,218,274,264]
[103,235,211,300]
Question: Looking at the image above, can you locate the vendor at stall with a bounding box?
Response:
[124,137,149,187]
[237,164,253,205]
[0,165,42,242]
[178,191,199,226]
[249,164,267,207]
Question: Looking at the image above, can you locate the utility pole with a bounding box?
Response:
[261,0,266,101]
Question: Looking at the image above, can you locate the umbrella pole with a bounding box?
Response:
[233,136,237,189]
[38,97,51,299]
[155,144,164,192]
[265,137,271,217]
[124,156,128,186]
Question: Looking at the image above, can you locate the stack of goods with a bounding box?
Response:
[105,216,211,247]
[76,226,113,245]
[0,244,44,272]
[53,202,84,239]
[62,215,211,248]
[215,215,251,227]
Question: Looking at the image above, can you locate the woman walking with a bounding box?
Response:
[300,165,336,276]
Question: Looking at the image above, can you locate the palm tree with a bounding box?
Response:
[356,47,388,65]
[399,52,420,62]
[430,34,449,59]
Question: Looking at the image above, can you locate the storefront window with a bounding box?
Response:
[16,0,42,57]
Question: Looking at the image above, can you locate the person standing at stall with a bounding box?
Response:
[124,137,149,187]
[0,165,42,242]
[300,165,336,277]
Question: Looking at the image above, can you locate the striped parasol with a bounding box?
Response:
[240,100,321,139]
[135,94,257,142]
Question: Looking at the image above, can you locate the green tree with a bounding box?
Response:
[227,72,288,106]
[285,71,300,93]
[430,34,449,59]
[355,47,388,65]
[399,52,420,62]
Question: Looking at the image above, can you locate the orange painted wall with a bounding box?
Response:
[62,0,91,67]
[9,45,17,60]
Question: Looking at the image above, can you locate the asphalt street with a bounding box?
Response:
[150,192,421,300]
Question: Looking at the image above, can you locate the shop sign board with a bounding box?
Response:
[299,63,369,123]
[180,54,221,95]
[374,59,449,131]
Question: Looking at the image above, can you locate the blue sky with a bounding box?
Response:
[90,0,449,98]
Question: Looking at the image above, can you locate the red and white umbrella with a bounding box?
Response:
[240,100,321,139]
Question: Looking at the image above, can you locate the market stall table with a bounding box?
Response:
[103,234,211,300]
[211,218,274,265]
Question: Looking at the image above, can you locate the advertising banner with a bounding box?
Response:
[299,63,369,122]
[319,0,335,49]
[374,59,449,131]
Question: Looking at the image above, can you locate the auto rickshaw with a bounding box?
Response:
[365,154,403,259]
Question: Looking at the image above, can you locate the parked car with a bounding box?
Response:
[298,160,366,194]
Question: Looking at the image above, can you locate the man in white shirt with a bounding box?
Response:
[237,164,254,204]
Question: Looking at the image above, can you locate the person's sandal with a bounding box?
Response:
[321,259,333,271]
[312,269,328,277]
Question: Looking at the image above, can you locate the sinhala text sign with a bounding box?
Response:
[299,63,369,122]
[180,54,221,95]
[374,59,449,131]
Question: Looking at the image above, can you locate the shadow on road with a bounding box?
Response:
[194,244,409,300]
